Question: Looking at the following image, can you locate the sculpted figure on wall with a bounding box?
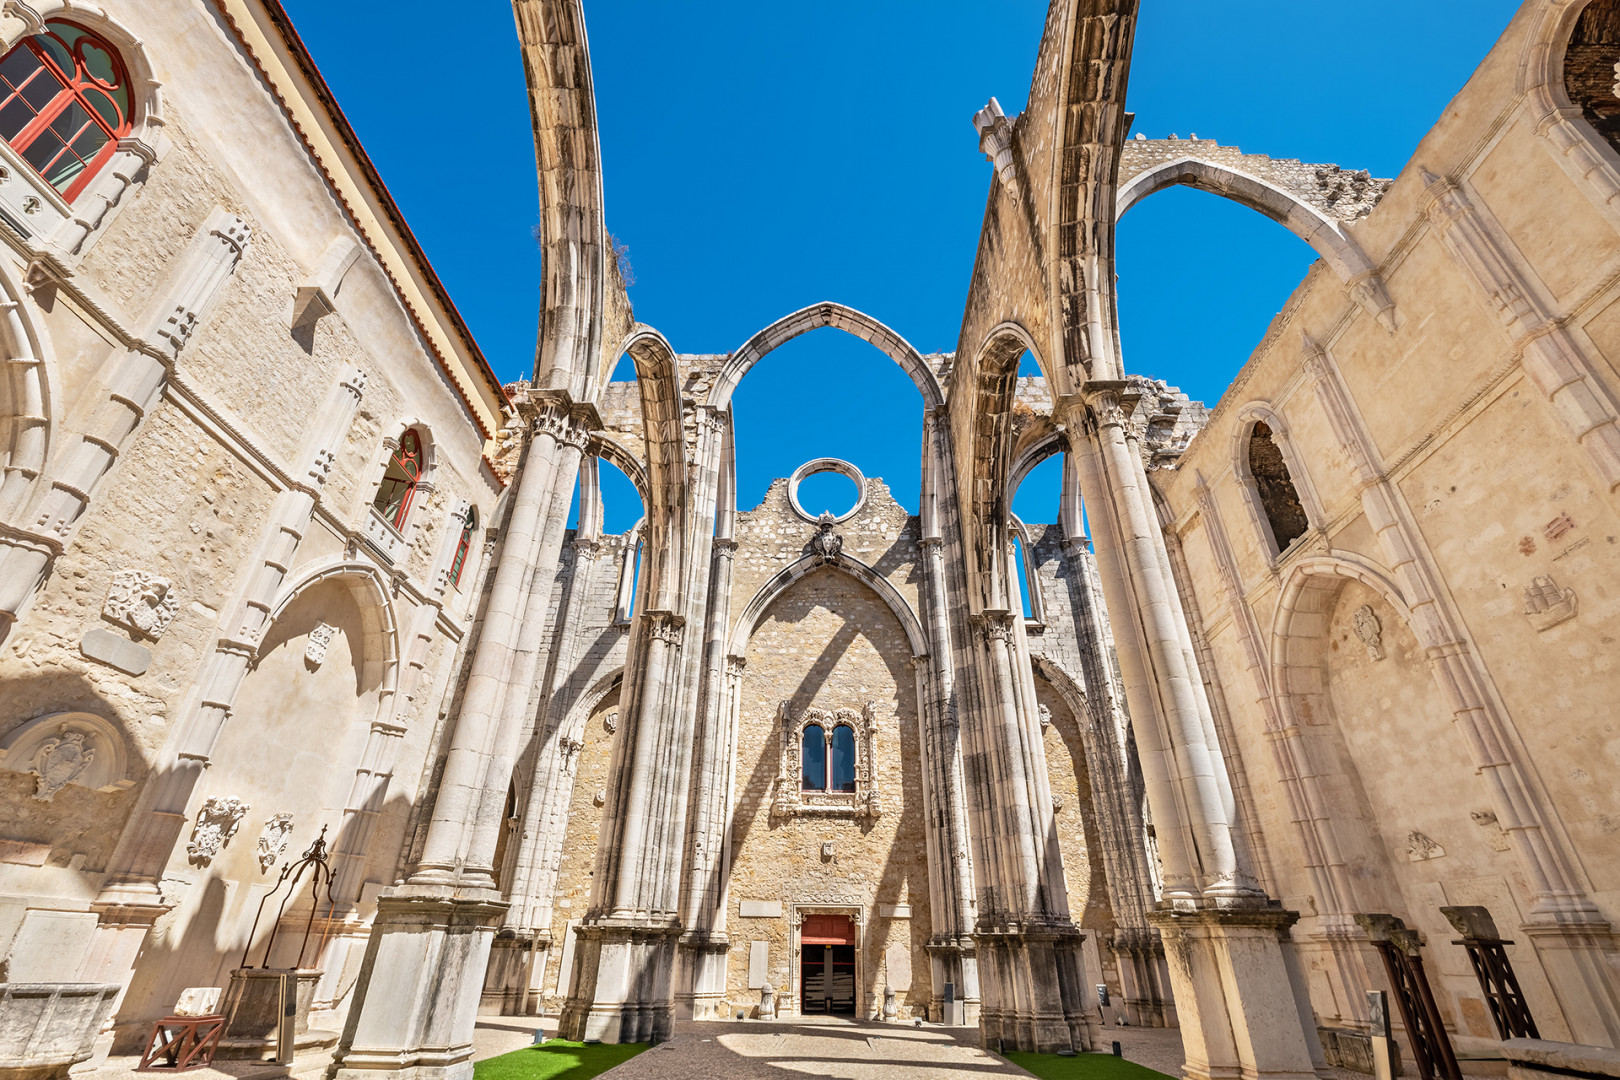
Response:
[188,797,250,865]
[306,622,338,666]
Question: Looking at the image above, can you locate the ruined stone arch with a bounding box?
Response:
[617,326,688,612]
[1230,402,1322,559]
[514,0,606,399]
[706,301,943,412]
[1519,0,1620,223]
[1116,154,1398,331]
[959,324,1044,611]
[1048,0,1138,384]
[266,557,402,722]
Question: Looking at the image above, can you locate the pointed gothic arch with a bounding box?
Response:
[706,302,943,412]
[728,550,928,660]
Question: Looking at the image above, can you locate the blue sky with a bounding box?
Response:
[281,0,1522,533]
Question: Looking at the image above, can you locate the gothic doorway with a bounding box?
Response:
[799,914,856,1015]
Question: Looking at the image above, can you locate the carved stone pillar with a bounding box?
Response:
[561,608,688,1044]
[1064,385,1320,1079]
[962,607,1093,1054]
[676,535,738,1022]
[0,210,251,626]
[332,392,595,1080]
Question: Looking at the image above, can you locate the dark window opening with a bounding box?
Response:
[1248,420,1309,553]
[1566,0,1620,153]
[829,725,855,793]
[450,506,477,587]
[801,724,826,791]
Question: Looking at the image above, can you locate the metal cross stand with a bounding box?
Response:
[1356,914,1461,1080]
[222,826,337,1063]
[1440,906,1539,1040]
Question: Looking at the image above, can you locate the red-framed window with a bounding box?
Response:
[450,506,477,587]
[0,21,132,202]
[373,429,423,531]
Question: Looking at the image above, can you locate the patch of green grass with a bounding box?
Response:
[1004,1049,1177,1080]
[473,1040,649,1080]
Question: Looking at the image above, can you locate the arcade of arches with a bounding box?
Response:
[2,3,1620,1080]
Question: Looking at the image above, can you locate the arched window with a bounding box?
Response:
[1248,420,1309,553]
[372,429,423,531]
[829,725,856,793]
[801,724,826,791]
[0,21,132,201]
[1565,0,1620,154]
[450,506,477,587]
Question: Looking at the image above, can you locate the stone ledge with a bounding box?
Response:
[1505,1039,1620,1080]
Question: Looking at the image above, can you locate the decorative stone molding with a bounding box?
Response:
[188,796,250,865]
[644,610,684,646]
[0,712,132,801]
[973,97,1020,199]
[103,569,179,639]
[787,458,867,523]
[773,700,882,821]
[305,622,337,666]
[1352,605,1384,660]
[1524,575,1577,631]
[257,813,294,871]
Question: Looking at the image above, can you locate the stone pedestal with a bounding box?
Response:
[217,968,333,1060]
[1147,904,1321,1080]
[330,889,506,1080]
[675,934,729,1022]
[973,926,1095,1054]
[559,923,679,1044]
[1112,928,1176,1028]
[481,932,545,1017]
[925,939,980,1027]
[0,983,121,1080]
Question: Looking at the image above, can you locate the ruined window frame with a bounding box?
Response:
[1232,406,1320,564]
[773,701,882,821]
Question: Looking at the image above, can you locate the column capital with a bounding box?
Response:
[643,609,686,645]
[973,608,1017,643]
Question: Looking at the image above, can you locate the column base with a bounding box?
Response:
[328,887,506,1080]
[558,921,680,1045]
[1147,901,1322,1080]
[1519,915,1620,1047]
[674,933,729,1022]
[480,932,547,1017]
[1113,927,1176,1028]
[924,938,980,1026]
[973,923,1095,1054]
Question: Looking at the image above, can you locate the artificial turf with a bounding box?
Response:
[472,1040,649,1080]
[1004,1049,1177,1080]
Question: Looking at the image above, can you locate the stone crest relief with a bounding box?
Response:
[104,570,179,639]
[305,622,338,667]
[257,813,294,870]
[1352,605,1384,661]
[28,728,95,802]
[811,513,843,564]
[188,796,250,865]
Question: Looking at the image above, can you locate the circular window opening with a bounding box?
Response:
[797,471,860,519]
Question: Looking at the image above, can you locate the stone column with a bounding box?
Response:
[0,209,251,627]
[332,393,594,1080]
[1057,533,1170,1026]
[1063,384,1320,1080]
[560,606,687,1044]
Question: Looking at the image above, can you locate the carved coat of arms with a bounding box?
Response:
[104,570,179,639]
[30,729,94,802]
[188,797,250,864]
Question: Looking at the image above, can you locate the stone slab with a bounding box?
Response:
[747,941,767,989]
[738,900,782,918]
[80,629,151,676]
